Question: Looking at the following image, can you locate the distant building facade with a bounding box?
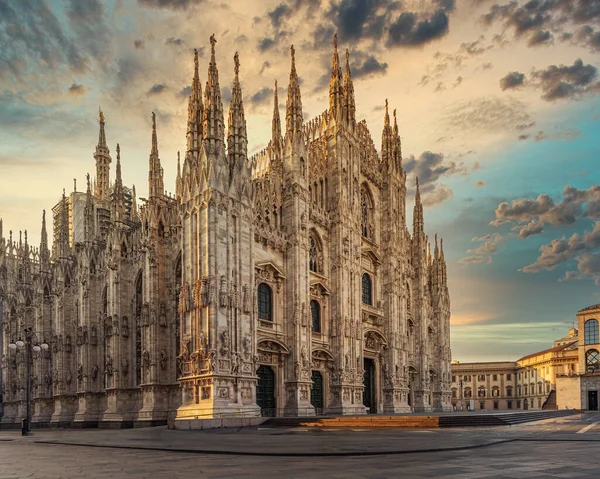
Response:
[451,329,578,411]
[557,305,600,410]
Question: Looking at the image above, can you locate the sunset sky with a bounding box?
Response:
[1,0,599,362]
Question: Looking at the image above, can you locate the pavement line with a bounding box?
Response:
[576,422,598,434]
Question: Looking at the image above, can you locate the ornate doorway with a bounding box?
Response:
[257,365,276,417]
[363,358,376,413]
[311,371,324,414]
[588,391,598,410]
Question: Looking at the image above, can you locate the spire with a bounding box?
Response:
[329,33,343,116]
[59,188,70,258]
[227,51,248,182]
[84,173,95,242]
[285,45,303,137]
[148,112,164,199]
[40,209,48,255]
[413,177,424,239]
[272,79,282,147]
[94,108,112,200]
[434,233,439,259]
[187,48,204,154]
[381,99,394,172]
[176,151,182,199]
[202,34,225,150]
[112,143,126,221]
[393,109,402,171]
[343,48,356,124]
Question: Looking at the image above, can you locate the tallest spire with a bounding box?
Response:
[148,112,164,199]
[202,34,225,151]
[285,45,303,138]
[186,48,204,154]
[329,33,343,116]
[94,108,111,200]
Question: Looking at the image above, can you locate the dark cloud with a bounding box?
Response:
[138,0,205,9]
[403,151,466,186]
[68,83,87,96]
[531,59,600,101]
[500,71,525,90]
[165,37,185,47]
[459,36,491,55]
[434,0,455,12]
[134,39,145,49]
[259,61,271,75]
[178,86,191,98]
[350,52,388,79]
[249,87,274,106]
[221,86,232,104]
[387,9,450,47]
[268,3,292,28]
[330,0,396,42]
[64,0,112,67]
[148,84,167,95]
[528,29,552,46]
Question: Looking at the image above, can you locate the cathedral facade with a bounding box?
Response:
[0,35,452,428]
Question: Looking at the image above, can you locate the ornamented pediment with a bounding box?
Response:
[255,261,286,281]
[311,348,334,361]
[364,329,388,351]
[362,248,381,268]
[309,280,330,298]
[257,338,290,355]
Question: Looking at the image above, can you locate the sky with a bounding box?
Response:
[1,0,600,362]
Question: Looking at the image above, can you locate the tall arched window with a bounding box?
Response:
[258,283,272,321]
[309,233,323,274]
[587,349,600,372]
[311,300,321,333]
[585,319,599,345]
[362,273,372,305]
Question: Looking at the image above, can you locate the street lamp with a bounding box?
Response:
[9,327,49,436]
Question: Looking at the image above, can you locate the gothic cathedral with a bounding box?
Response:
[0,35,452,428]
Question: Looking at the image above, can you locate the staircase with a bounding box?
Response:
[263,410,580,429]
[542,390,557,410]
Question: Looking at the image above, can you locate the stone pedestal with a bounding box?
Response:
[73,392,105,426]
[283,382,315,417]
[137,384,179,424]
[32,397,54,424]
[326,385,367,416]
[383,387,412,413]
[100,388,142,426]
[50,394,77,426]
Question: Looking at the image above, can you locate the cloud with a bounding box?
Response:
[178,86,191,98]
[500,71,525,90]
[513,219,544,239]
[67,83,87,97]
[403,151,466,185]
[138,0,205,9]
[531,59,600,101]
[352,54,388,79]
[134,39,145,49]
[459,36,492,55]
[528,29,552,46]
[458,255,493,265]
[475,180,487,188]
[492,185,600,228]
[268,3,292,28]
[422,183,454,207]
[467,233,504,254]
[249,87,274,108]
[148,84,167,95]
[442,96,532,135]
[387,9,450,47]
[521,221,600,273]
[165,37,185,47]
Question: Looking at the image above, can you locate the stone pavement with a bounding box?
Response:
[0,412,600,478]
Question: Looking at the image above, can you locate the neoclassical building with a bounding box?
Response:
[0,35,452,428]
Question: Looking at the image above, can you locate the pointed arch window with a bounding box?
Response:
[360,185,374,240]
[258,283,273,321]
[585,319,599,345]
[311,300,321,333]
[309,233,323,274]
[362,273,372,305]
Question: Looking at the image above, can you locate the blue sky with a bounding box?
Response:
[1,0,600,361]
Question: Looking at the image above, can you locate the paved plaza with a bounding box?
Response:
[1,413,600,478]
